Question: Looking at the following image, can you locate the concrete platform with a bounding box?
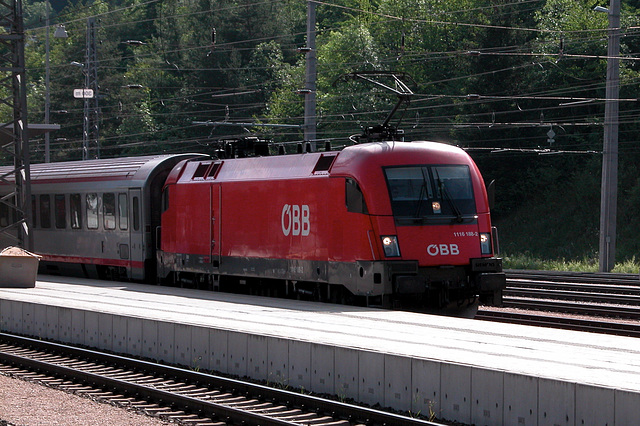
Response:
[1,275,639,425]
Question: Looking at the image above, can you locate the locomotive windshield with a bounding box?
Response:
[385,165,476,222]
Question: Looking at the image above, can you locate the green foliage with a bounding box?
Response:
[504,253,640,274]
[16,0,640,267]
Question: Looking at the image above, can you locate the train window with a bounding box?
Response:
[384,166,476,219]
[132,196,140,231]
[118,193,128,230]
[86,193,99,229]
[345,178,368,214]
[31,195,37,228]
[70,194,82,229]
[103,193,116,230]
[55,194,66,229]
[40,194,51,229]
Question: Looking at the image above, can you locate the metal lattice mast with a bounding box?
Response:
[303,0,317,150]
[82,17,99,160]
[0,0,32,250]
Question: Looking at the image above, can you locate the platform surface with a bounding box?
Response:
[1,275,639,393]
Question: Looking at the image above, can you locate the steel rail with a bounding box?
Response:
[502,298,640,320]
[0,333,441,426]
[505,288,640,305]
[506,269,640,285]
[506,279,640,295]
[475,310,640,338]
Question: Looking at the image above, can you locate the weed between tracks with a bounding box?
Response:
[503,253,640,273]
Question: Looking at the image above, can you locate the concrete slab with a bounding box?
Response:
[615,389,640,425]
[141,319,158,361]
[576,384,614,426]
[384,354,412,412]
[113,315,127,353]
[335,347,358,402]
[0,299,8,331]
[84,310,99,347]
[191,326,211,372]
[228,331,247,377]
[538,378,574,426]
[46,305,58,340]
[471,368,503,426]
[267,337,289,387]
[175,323,192,368]
[209,328,228,374]
[248,334,268,381]
[359,350,384,407]
[411,358,440,419]
[311,344,334,395]
[71,309,84,346]
[127,317,142,357]
[22,302,34,336]
[59,306,72,342]
[288,340,311,391]
[1,275,639,426]
[157,321,174,363]
[34,303,46,338]
[441,363,471,424]
[503,372,537,426]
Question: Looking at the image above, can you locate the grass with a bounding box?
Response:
[502,253,640,274]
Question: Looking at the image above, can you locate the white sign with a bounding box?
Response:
[73,88,94,99]
[427,244,460,256]
[281,204,310,236]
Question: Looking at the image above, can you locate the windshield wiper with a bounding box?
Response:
[434,170,464,223]
[414,170,429,218]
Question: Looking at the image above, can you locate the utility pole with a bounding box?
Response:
[303,0,317,150]
[44,3,67,163]
[598,0,620,272]
[45,1,51,163]
[83,17,99,160]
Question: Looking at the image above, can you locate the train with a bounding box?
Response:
[0,140,505,309]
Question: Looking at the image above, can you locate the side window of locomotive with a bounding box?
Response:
[132,196,140,231]
[118,193,128,230]
[103,193,116,230]
[70,194,82,229]
[345,178,368,214]
[40,194,51,228]
[86,193,99,229]
[55,194,66,229]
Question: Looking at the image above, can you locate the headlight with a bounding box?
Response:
[480,232,492,255]
[381,235,401,257]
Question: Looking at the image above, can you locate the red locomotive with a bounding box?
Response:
[0,140,505,309]
[157,141,505,308]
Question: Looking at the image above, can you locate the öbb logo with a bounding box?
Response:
[281,204,310,236]
[427,244,460,256]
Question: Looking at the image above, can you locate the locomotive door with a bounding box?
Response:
[129,188,145,279]
[210,184,221,267]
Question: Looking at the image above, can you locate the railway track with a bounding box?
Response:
[0,333,441,426]
[476,270,640,337]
